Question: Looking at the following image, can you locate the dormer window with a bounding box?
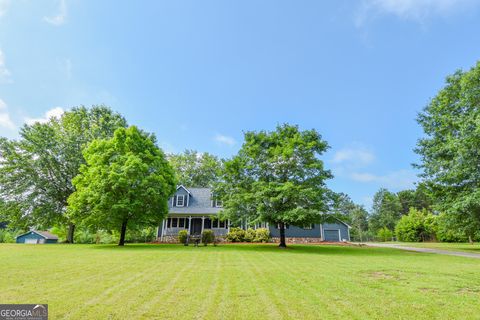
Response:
[215,200,223,208]
[176,195,185,207]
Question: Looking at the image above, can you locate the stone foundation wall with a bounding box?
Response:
[161,235,180,243]
[158,236,322,244]
[271,237,323,244]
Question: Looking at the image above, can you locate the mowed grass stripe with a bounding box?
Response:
[64,252,185,319]
[135,251,203,319]
[242,252,283,320]
[1,244,480,319]
[258,247,354,320]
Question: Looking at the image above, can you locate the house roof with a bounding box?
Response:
[35,231,59,239]
[16,230,59,240]
[176,185,191,194]
[334,218,351,229]
[169,187,221,215]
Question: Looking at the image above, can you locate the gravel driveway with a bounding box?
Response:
[363,243,480,259]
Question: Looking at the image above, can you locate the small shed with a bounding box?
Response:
[16,230,59,244]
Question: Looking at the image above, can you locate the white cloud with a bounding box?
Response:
[25,107,64,125]
[0,0,10,18]
[355,0,478,26]
[214,134,236,146]
[44,0,67,26]
[0,98,15,130]
[350,169,417,189]
[332,147,375,167]
[0,49,11,83]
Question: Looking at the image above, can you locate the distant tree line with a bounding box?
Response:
[1,60,480,246]
[343,61,480,243]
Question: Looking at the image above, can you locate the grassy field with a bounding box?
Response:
[386,241,480,253]
[1,243,480,319]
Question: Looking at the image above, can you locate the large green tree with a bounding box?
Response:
[167,150,222,187]
[369,188,402,232]
[397,184,433,215]
[350,205,369,242]
[0,105,126,242]
[68,126,176,246]
[331,192,356,221]
[216,124,333,248]
[416,61,480,242]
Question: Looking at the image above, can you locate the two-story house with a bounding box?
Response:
[157,186,350,242]
[158,186,229,242]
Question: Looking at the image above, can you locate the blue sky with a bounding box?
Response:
[0,0,479,209]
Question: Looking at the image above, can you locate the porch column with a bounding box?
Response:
[160,219,166,242]
[201,216,205,234]
[188,216,192,235]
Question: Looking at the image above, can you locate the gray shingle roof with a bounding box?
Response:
[169,187,221,215]
[35,231,58,239]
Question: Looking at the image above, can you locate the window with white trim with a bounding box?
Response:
[176,195,185,207]
[215,200,223,207]
[172,218,178,228]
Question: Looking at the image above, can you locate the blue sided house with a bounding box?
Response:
[158,186,350,243]
[16,230,59,244]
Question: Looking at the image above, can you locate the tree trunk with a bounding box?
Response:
[469,235,473,244]
[95,230,101,245]
[118,220,128,246]
[66,223,75,244]
[279,222,287,248]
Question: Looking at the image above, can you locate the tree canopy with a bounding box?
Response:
[416,61,480,241]
[167,150,222,187]
[369,188,402,232]
[397,184,433,215]
[0,105,127,242]
[216,124,333,248]
[395,208,437,242]
[68,126,176,246]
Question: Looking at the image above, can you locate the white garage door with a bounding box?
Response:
[25,238,38,244]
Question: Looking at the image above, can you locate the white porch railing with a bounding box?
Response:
[164,227,228,237]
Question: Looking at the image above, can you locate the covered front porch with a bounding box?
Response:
[159,215,230,241]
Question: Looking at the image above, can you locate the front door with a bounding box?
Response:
[191,218,202,235]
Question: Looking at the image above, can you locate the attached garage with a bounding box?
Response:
[322,219,351,242]
[16,230,59,244]
[323,229,341,242]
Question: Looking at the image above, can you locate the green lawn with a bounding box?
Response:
[1,243,480,319]
[385,241,480,253]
